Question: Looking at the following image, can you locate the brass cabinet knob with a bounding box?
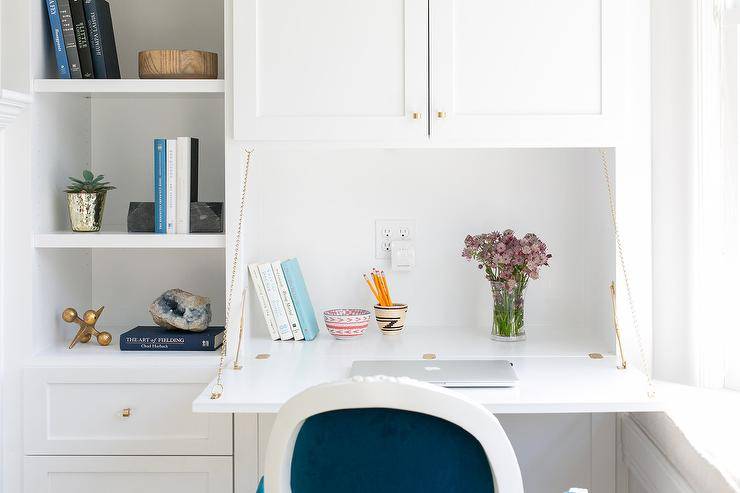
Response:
[436,111,447,119]
[121,408,131,418]
[412,112,422,120]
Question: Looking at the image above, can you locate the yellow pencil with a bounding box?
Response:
[372,271,388,306]
[364,275,382,304]
[380,271,393,305]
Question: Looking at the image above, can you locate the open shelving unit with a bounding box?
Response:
[28,0,227,359]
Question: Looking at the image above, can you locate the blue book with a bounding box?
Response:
[281,258,319,341]
[120,326,225,351]
[45,0,71,78]
[154,139,166,234]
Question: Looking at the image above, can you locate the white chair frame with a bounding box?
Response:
[263,375,524,493]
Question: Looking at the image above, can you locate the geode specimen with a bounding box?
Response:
[148,289,212,332]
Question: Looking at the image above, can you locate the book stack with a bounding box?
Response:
[153,138,199,234]
[249,258,319,341]
[45,0,120,79]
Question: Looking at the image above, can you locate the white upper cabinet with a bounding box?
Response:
[232,0,429,142]
[429,0,624,146]
[232,0,625,144]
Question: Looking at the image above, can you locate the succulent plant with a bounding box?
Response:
[66,170,116,194]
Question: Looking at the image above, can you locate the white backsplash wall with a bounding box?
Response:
[243,148,614,337]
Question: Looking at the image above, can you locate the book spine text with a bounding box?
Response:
[272,261,304,340]
[45,0,71,78]
[248,264,280,340]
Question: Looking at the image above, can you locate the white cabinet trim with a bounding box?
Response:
[0,90,31,129]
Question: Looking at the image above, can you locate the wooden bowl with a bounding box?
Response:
[138,50,218,79]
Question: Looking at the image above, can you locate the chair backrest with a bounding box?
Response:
[263,376,524,493]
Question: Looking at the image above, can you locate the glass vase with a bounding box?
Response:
[490,280,527,341]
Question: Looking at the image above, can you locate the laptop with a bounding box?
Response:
[349,359,519,388]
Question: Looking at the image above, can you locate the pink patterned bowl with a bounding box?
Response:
[323,309,371,340]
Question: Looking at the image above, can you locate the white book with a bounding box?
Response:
[272,260,304,341]
[165,139,177,234]
[258,263,293,341]
[175,137,191,234]
[248,264,280,341]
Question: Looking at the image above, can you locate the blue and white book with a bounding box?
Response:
[272,260,304,340]
[166,138,177,234]
[281,258,319,341]
[248,263,280,341]
[45,0,71,78]
[259,263,293,340]
[153,139,167,234]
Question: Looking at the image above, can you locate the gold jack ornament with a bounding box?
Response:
[62,306,112,349]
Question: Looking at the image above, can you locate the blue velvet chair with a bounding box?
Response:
[257,376,523,493]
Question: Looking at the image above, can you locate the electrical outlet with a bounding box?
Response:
[375,219,415,259]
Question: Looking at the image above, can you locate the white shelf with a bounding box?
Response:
[34,232,225,249]
[33,79,225,97]
[30,343,221,368]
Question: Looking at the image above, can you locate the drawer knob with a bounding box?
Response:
[121,408,131,418]
[436,111,447,119]
[411,112,422,120]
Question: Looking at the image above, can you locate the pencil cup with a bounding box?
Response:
[373,304,408,335]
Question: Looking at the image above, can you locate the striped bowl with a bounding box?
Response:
[323,309,371,340]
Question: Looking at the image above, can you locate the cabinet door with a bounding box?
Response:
[430,0,624,146]
[24,456,232,493]
[233,0,428,142]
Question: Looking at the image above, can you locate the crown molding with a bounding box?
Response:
[0,89,31,130]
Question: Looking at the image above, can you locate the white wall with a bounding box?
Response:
[651,0,699,384]
[242,147,615,346]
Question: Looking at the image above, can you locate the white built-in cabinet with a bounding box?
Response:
[233,0,624,145]
[233,0,429,142]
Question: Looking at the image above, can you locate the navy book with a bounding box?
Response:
[120,326,225,351]
[45,0,71,78]
[57,0,82,78]
[83,0,120,78]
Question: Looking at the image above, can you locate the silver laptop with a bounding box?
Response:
[350,359,518,388]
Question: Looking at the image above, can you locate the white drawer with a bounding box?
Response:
[24,367,232,455]
[24,456,232,493]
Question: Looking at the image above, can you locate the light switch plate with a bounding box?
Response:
[375,219,415,259]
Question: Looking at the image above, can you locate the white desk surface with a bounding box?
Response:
[193,326,663,414]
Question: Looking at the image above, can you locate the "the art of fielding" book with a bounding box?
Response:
[120,326,225,351]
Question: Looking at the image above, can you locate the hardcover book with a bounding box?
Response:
[175,137,199,234]
[83,0,119,78]
[259,263,293,340]
[272,260,304,340]
[69,0,94,78]
[120,326,225,351]
[248,263,280,340]
[153,139,166,234]
[57,0,82,78]
[281,258,320,341]
[45,0,71,78]
[166,138,177,234]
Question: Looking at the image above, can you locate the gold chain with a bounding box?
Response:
[211,149,254,400]
[600,149,655,398]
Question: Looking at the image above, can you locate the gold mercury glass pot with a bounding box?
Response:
[66,191,107,232]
